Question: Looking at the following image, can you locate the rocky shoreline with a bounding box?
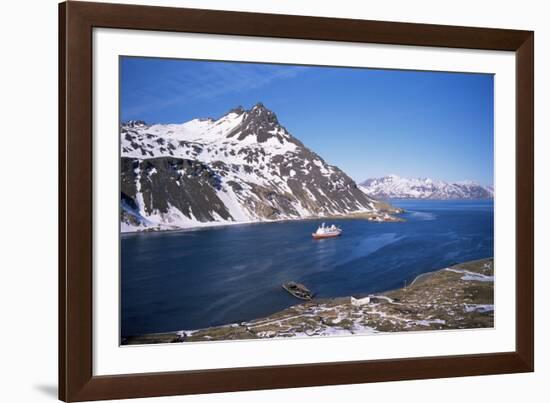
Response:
[123,204,405,233]
[122,258,493,345]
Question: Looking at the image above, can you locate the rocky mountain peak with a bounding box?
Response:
[248,102,279,124]
[227,103,287,143]
[119,104,394,232]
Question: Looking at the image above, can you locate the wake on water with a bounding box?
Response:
[408,211,436,221]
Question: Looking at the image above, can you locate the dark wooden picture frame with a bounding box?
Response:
[59,1,534,401]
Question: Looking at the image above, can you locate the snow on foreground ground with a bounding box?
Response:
[122,258,494,345]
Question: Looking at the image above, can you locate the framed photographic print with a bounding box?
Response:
[59,1,534,401]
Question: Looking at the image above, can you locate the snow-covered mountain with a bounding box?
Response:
[360,175,494,200]
[121,103,397,232]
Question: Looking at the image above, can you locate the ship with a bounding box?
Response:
[311,222,342,239]
[282,281,313,300]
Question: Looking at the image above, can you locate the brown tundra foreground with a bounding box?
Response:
[123,258,494,345]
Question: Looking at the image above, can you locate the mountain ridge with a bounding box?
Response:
[360,174,493,200]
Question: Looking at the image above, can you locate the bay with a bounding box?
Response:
[121,199,493,337]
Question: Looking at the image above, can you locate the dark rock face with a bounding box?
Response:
[120,104,383,231]
[121,157,232,224]
[227,103,290,144]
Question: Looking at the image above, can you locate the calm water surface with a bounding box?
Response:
[121,200,493,337]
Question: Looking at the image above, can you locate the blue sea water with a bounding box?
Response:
[121,199,493,337]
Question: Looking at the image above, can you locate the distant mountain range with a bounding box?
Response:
[120,103,398,232]
[360,175,493,200]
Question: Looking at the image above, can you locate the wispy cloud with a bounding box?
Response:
[122,61,308,119]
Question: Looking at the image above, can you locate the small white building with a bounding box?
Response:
[350,296,371,306]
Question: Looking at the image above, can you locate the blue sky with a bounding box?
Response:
[121,57,494,185]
